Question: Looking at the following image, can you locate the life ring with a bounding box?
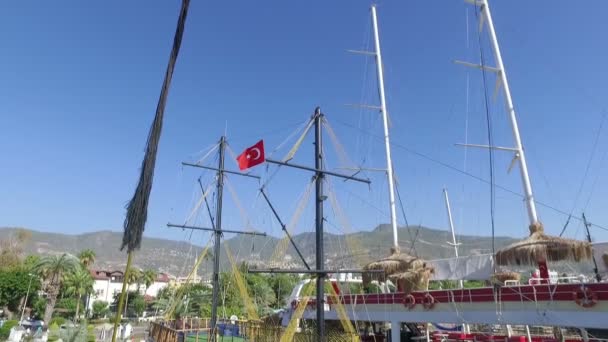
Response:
[403,294,416,309]
[423,293,435,310]
[573,287,598,308]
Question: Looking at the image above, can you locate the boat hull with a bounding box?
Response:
[289,283,608,329]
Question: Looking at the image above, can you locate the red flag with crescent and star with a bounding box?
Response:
[236,140,265,170]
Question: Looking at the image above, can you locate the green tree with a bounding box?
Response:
[54,297,77,318]
[32,297,47,319]
[131,296,146,318]
[92,300,109,319]
[23,255,41,271]
[0,320,18,340]
[33,254,79,323]
[123,268,142,316]
[268,274,299,308]
[63,267,94,320]
[0,269,41,314]
[142,269,157,293]
[77,250,96,269]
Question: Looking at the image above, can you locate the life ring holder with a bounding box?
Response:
[573,286,598,308]
[403,294,416,309]
[423,293,435,310]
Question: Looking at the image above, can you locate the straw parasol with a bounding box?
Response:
[388,267,435,293]
[362,247,431,287]
[495,222,592,266]
[490,271,521,285]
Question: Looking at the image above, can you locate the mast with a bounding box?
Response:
[314,108,326,341]
[476,0,538,225]
[210,136,226,340]
[443,188,463,288]
[371,4,400,250]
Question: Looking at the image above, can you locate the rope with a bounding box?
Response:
[121,0,191,252]
[332,118,608,233]
[270,181,315,264]
[323,118,357,169]
[326,280,360,340]
[224,178,255,231]
[326,179,367,267]
[562,110,608,235]
[280,279,314,342]
[224,243,259,320]
[183,182,213,225]
[164,237,212,319]
[283,116,315,162]
[395,185,417,254]
[474,3,497,265]
[194,143,219,165]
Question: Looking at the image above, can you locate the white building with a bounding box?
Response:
[87,270,171,311]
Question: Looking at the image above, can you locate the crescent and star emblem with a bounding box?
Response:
[248,147,261,160]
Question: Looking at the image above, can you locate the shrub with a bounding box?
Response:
[92,300,109,319]
[49,316,66,327]
[0,320,19,340]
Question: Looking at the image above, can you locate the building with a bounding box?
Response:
[87,269,172,310]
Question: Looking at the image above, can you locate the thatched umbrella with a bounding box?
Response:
[388,267,434,293]
[490,271,521,285]
[496,222,592,266]
[362,247,430,287]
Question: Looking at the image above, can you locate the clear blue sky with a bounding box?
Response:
[1,0,607,250]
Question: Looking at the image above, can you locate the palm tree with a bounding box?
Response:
[33,254,79,323]
[123,268,142,316]
[142,269,157,295]
[63,267,94,321]
[77,249,96,268]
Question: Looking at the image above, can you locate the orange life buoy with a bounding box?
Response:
[403,294,416,309]
[423,293,435,310]
[573,287,598,308]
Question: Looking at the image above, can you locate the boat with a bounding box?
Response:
[280,1,608,341]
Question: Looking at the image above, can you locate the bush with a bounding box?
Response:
[49,316,66,327]
[0,320,19,340]
[92,300,109,319]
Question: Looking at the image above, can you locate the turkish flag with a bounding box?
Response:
[236,140,265,170]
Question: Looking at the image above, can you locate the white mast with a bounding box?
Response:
[443,188,464,289]
[371,4,400,250]
[467,0,538,225]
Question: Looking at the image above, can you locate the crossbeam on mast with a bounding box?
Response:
[167,223,267,237]
[346,49,376,56]
[454,60,500,73]
[455,143,518,152]
[182,162,260,179]
[266,158,370,184]
[344,103,383,110]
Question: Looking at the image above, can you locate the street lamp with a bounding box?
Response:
[20,273,35,323]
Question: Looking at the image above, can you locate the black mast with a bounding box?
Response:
[168,136,266,342]
[582,213,602,282]
[314,107,326,340]
[251,107,372,342]
[210,136,226,338]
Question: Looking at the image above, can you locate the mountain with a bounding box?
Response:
[0,225,520,276]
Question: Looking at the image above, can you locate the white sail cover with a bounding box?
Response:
[593,242,608,274]
[430,254,494,280]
